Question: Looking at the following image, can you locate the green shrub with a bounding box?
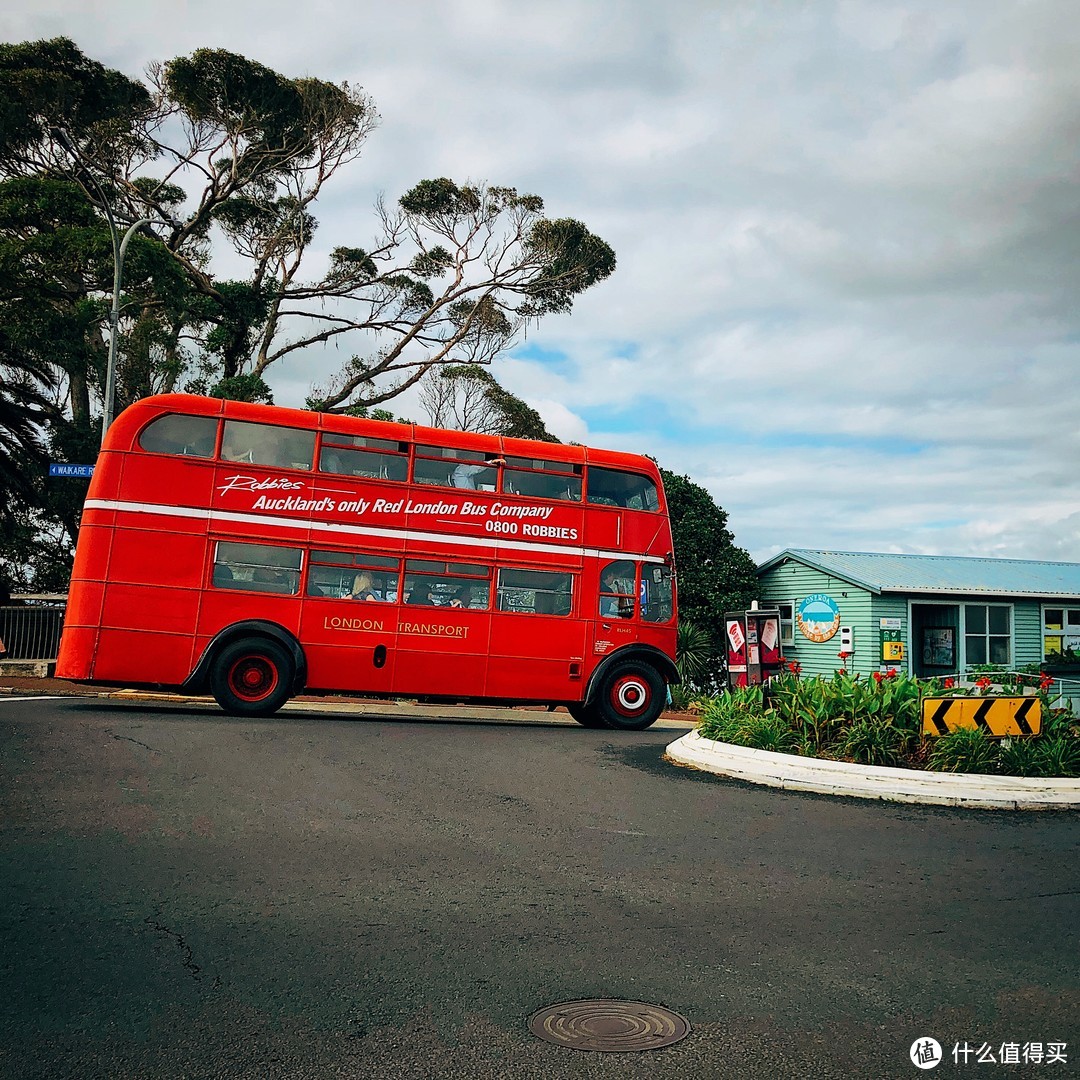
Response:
[1033,735,1080,778]
[738,710,799,754]
[675,621,715,689]
[697,685,765,743]
[928,727,999,774]
[836,715,913,768]
[693,675,1080,777]
[997,737,1041,777]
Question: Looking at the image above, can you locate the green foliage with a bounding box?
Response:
[420,364,557,442]
[521,218,617,316]
[1030,736,1080,778]
[0,37,616,591]
[675,621,715,689]
[835,715,912,768]
[928,727,999,775]
[697,684,767,743]
[205,373,273,404]
[399,178,483,219]
[0,37,150,163]
[695,673,1080,777]
[697,685,798,753]
[164,49,315,163]
[739,711,800,753]
[660,469,758,650]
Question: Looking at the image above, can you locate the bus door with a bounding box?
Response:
[299,550,400,694]
[486,565,586,702]
[391,561,493,699]
[589,558,641,661]
[588,558,675,651]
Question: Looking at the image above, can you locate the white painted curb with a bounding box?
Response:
[665,730,1080,810]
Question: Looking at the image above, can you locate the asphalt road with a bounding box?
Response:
[1,695,1079,1079]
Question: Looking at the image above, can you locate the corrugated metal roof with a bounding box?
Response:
[757,549,1080,598]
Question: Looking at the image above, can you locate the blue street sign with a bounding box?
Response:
[49,463,95,478]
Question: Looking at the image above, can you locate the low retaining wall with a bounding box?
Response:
[665,730,1080,810]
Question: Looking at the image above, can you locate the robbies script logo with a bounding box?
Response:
[218,475,305,495]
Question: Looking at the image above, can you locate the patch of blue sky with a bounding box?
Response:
[578,401,930,456]
[750,430,930,455]
[918,519,969,530]
[510,340,640,370]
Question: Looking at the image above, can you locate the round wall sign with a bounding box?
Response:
[797,593,841,642]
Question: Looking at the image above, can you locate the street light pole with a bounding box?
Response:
[52,128,151,446]
[102,214,151,442]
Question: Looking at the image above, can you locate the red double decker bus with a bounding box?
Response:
[56,394,679,729]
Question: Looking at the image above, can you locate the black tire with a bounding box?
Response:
[593,660,665,731]
[210,637,294,717]
[568,702,608,729]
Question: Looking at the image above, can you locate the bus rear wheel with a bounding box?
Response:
[211,637,294,718]
[595,660,665,731]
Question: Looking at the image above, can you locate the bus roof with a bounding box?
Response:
[107,393,661,475]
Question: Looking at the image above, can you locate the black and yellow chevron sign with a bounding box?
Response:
[921,696,1041,738]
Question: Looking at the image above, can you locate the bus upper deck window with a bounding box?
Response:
[319,433,408,482]
[221,420,315,471]
[502,457,582,501]
[586,466,659,511]
[139,414,218,458]
[414,446,500,490]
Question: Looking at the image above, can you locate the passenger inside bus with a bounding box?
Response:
[349,571,380,601]
[449,585,473,609]
[600,563,635,618]
[407,580,438,605]
[451,458,504,489]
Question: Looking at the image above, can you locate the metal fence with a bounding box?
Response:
[1,596,67,660]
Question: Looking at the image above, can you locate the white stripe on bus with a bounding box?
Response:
[83,499,667,565]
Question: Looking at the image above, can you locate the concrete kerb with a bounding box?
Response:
[0,681,697,731]
[665,729,1080,811]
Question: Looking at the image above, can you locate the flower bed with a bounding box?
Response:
[694,668,1080,778]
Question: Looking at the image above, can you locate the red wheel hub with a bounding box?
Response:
[610,674,650,717]
[228,656,278,702]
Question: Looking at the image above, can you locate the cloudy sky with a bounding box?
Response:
[6,0,1080,564]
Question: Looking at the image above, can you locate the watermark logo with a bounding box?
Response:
[911,1037,942,1070]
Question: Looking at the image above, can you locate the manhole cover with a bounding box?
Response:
[528,998,691,1053]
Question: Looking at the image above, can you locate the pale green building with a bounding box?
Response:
[756,549,1080,680]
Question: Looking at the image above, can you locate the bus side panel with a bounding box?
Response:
[580,507,620,550]
[91,526,210,683]
[485,612,587,703]
[108,524,209,596]
[92,627,198,686]
[392,609,491,699]
[114,453,217,518]
[55,627,98,680]
[193,593,304,679]
[56,518,114,680]
[622,514,672,560]
[299,598,399,694]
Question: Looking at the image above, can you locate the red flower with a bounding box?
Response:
[872,670,883,684]
[837,651,852,660]
[1040,673,1054,692]
[885,668,898,679]
[943,677,955,689]
[975,676,993,692]
[786,660,802,675]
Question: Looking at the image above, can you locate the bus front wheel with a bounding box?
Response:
[595,661,665,731]
[568,702,608,728]
[211,637,294,718]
